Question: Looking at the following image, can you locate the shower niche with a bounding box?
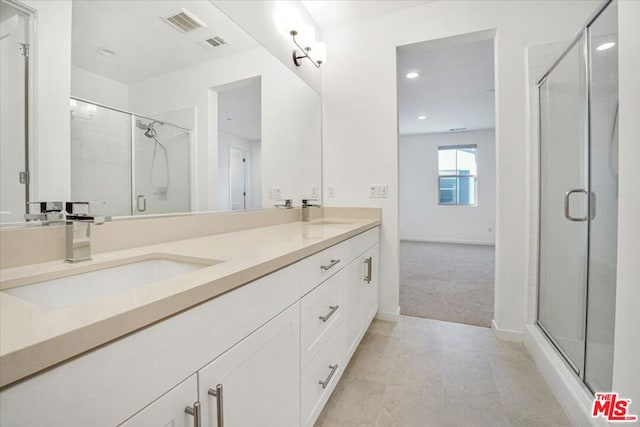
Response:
[70,98,192,216]
[537,0,618,393]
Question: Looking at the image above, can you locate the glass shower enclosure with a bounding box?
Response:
[537,0,618,393]
[70,98,191,216]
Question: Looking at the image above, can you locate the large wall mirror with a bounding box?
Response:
[0,0,321,225]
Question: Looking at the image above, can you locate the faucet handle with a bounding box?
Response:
[274,199,293,209]
[27,201,64,213]
[65,201,111,223]
[302,199,321,208]
[24,202,65,223]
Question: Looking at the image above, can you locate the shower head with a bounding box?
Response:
[136,119,158,139]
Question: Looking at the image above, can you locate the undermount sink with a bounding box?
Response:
[2,255,222,309]
[307,220,355,226]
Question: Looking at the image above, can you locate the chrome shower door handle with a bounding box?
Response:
[208,384,224,427]
[563,189,588,222]
[136,194,146,212]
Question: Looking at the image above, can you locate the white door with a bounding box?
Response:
[120,375,198,427]
[198,303,300,427]
[229,147,248,210]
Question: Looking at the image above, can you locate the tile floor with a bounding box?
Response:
[315,316,570,427]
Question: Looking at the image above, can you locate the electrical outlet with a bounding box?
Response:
[269,187,282,199]
[268,188,274,199]
[311,185,318,198]
[368,184,388,198]
[327,185,335,198]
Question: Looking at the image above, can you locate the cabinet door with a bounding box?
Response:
[344,258,365,360]
[120,375,198,427]
[362,244,379,326]
[198,303,300,427]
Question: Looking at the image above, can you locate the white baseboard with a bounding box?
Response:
[524,324,606,427]
[375,306,401,323]
[491,319,524,342]
[400,236,495,246]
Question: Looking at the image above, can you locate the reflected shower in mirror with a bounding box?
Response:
[0,0,321,226]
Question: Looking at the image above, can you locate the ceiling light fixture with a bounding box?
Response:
[406,72,419,79]
[596,42,615,51]
[418,115,426,120]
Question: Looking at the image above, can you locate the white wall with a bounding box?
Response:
[70,66,128,110]
[128,47,321,212]
[321,0,599,325]
[612,0,640,415]
[25,0,72,203]
[399,129,495,245]
[212,0,321,93]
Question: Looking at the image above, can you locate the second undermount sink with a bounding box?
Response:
[2,255,222,309]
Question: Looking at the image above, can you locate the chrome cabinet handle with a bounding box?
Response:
[364,256,372,283]
[319,305,339,322]
[563,189,588,222]
[185,401,201,427]
[320,259,340,271]
[136,194,146,212]
[208,384,224,427]
[319,364,339,389]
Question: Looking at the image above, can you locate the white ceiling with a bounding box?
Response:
[71,0,259,84]
[218,78,261,141]
[301,1,433,29]
[397,38,495,135]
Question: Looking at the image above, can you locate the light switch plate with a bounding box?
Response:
[368,184,388,198]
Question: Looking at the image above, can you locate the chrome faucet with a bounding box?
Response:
[64,202,111,263]
[24,201,65,224]
[301,199,321,222]
[274,199,293,209]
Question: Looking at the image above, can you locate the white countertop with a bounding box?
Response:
[0,216,379,389]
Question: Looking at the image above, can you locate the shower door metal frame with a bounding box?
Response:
[535,0,613,392]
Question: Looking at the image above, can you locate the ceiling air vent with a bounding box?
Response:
[449,127,467,132]
[163,8,207,33]
[204,36,228,47]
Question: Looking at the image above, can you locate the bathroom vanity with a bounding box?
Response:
[0,209,380,427]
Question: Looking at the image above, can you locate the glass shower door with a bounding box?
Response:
[133,119,191,215]
[585,1,618,392]
[537,36,589,374]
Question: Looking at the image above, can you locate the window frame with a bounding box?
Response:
[437,144,478,207]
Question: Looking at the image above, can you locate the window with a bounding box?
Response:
[438,145,477,205]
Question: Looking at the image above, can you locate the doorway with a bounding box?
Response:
[216,77,261,211]
[397,32,497,328]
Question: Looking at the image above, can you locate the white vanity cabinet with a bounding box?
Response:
[0,226,380,427]
[197,303,301,427]
[120,375,199,427]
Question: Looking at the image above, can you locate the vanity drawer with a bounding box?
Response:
[299,239,349,295]
[348,227,379,260]
[301,322,346,427]
[300,268,345,370]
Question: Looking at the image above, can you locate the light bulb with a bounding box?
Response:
[296,24,316,49]
[273,2,301,41]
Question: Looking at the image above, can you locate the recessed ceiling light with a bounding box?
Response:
[98,47,116,57]
[596,42,615,51]
[417,115,426,120]
[406,72,419,79]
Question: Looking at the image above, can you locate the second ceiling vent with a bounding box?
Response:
[163,8,207,33]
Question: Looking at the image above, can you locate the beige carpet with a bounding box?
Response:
[400,241,495,327]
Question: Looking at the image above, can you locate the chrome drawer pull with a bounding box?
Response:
[319,305,339,322]
[320,259,340,271]
[184,401,201,427]
[364,256,372,283]
[207,384,224,427]
[319,364,339,389]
